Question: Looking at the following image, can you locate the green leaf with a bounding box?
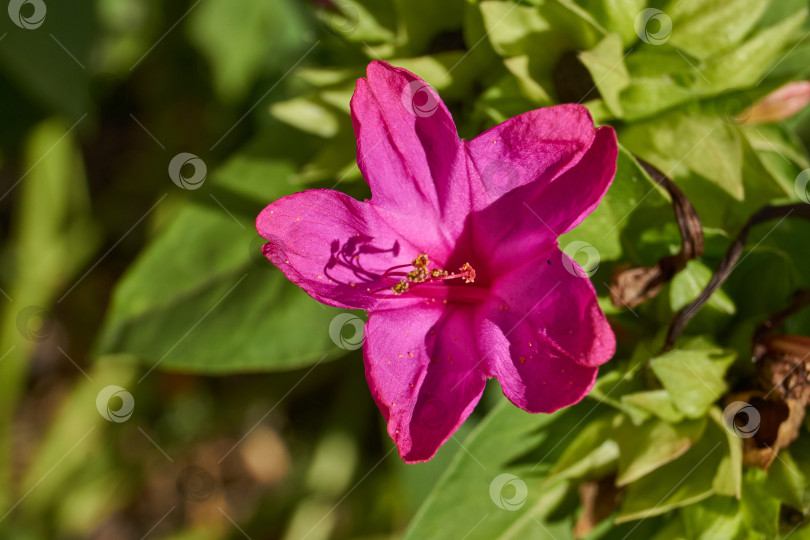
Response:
[405,397,602,540]
[669,260,734,314]
[270,97,342,138]
[620,111,745,202]
[581,0,647,47]
[578,33,630,118]
[616,413,735,523]
[0,1,94,118]
[615,416,707,486]
[696,13,808,94]
[550,411,619,480]
[765,443,810,512]
[94,156,344,373]
[666,0,771,60]
[620,390,684,423]
[649,345,735,419]
[188,0,310,102]
[560,145,673,265]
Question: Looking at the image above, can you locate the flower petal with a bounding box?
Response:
[351,61,468,240]
[465,104,600,208]
[471,126,618,276]
[477,246,614,412]
[256,189,428,310]
[363,305,486,462]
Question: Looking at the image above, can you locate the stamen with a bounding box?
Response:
[387,253,477,295]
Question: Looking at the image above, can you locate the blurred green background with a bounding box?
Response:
[1,0,810,539]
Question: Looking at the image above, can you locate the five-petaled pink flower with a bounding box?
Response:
[256,61,617,462]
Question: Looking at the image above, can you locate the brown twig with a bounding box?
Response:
[663,203,810,352]
[610,159,704,308]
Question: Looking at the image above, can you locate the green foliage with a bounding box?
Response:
[2,0,810,538]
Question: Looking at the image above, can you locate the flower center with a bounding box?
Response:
[379,254,478,296]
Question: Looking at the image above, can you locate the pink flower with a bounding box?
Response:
[256,61,617,462]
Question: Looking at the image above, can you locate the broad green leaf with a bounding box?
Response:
[679,495,745,540]
[666,0,771,60]
[405,397,602,540]
[620,111,745,202]
[94,156,343,373]
[765,446,810,512]
[620,390,684,423]
[697,13,808,95]
[581,0,647,47]
[270,97,342,138]
[188,0,310,101]
[668,260,736,328]
[550,411,619,480]
[649,346,735,419]
[616,414,734,522]
[615,416,707,486]
[740,469,780,538]
[560,145,673,266]
[578,34,630,117]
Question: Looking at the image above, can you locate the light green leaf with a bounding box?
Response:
[617,416,734,522]
[405,397,599,540]
[550,411,619,480]
[270,97,341,138]
[615,416,707,486]
[95,156,344,373]
[188,0,310,101]
[578,33,630,117]
[581,0,647,47]
[649,345,735,419]
[666,0,771,60]
[620,390,684,423]
[669,259,736,315]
